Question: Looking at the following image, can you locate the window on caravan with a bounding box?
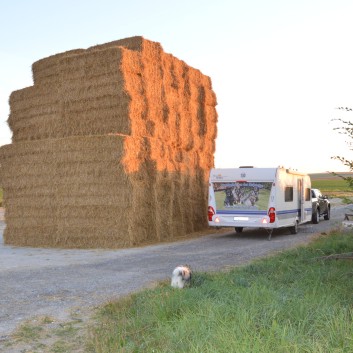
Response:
[305,188,311,201]
[212,181,272,210]
[285,186,293,202]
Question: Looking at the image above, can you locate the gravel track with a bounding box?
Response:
[0,201,350,345]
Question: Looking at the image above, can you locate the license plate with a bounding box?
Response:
[234,216,249,221]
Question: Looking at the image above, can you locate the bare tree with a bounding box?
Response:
[331,107,353,188]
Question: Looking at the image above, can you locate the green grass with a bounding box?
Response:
[6,316,86,353]
[87,231,353,353]
[311,178,350,191]
[310,173,353,197]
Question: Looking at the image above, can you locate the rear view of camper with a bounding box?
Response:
[208,167,312,239]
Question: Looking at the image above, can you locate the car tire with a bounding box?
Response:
[312,208,320,224]
[324,206,330,220]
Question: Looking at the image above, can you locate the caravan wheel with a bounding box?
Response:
[289,221,298,234]
[235,227,243,233]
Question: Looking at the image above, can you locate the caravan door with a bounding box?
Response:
[298,178,306,223]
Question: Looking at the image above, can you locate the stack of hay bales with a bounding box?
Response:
[0,36,218,248]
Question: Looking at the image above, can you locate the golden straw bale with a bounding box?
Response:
[0,135,133,248]
[3,224,131,249]
[8,85,57,112]
[61,81,127,101]
[1,134,200,247]
[9,36,217,149]
[0,133,211,248]
[59,47,124,81]
[88,36,163,60]
[88,36,147,52]
[1,36,217,249]
[32,49,85,85]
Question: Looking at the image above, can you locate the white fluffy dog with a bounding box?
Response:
[171,265,192,288]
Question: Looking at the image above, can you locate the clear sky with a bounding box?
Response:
[1,0,353,173]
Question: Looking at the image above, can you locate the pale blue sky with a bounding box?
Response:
[1,0,353,173]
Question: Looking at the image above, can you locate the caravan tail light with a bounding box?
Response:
[208,206,215,221]
[268,207,276,223]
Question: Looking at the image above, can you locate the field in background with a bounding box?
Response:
[310,172,353,181]
[310,172,353,197]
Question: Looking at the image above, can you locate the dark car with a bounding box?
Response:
[311,188,330,224]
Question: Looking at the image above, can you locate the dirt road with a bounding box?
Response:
[0,201,350,341]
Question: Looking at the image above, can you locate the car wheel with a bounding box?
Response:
[312,208,319,224]
[324,206,330,220]
[235,227,243,233]
[289,221,298,234]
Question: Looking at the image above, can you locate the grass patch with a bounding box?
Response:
[310,173,353,198]
[12,321,44,342]
[311,178,350,192]
[88,231,353,353]
[312,178,345,189]
[5,315,86,353]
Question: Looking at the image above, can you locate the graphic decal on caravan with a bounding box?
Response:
[214,182,272,211]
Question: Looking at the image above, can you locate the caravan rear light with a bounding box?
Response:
[208,206,215,221]
[268,207,276,223]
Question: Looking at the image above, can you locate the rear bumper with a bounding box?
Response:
[208,213,273,228]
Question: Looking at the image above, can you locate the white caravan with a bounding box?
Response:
[208,167,312,240]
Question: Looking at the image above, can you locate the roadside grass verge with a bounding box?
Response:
[4,230,353,353]
[87,231,353,353]
[3,314,87,353]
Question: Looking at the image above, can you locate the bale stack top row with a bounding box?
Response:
[9,36,217,159]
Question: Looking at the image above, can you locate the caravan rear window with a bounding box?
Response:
[285,186,293,202]
[212,181,272,211]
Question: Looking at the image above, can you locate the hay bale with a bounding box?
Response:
[9,37,217,155]
[0,133,211,248]
[32,49,85,85]
[0,135,131,248]
[0,36,217,249]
